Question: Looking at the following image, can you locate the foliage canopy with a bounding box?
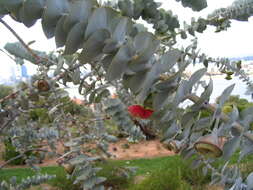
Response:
[1,0,253,190]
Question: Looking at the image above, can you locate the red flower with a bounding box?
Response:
[128,105,153,119]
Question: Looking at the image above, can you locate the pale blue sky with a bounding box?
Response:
[0,0,253,79]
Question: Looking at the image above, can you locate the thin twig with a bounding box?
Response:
[0,18,57,66]
[0,48,16,61]
[0,118,14,133]
[0,19,91,104]
[0,148,48,169]
[0,67,92,105]
[0,87,26,104]
[0,18,41,63]
[55,150,75,164]
[0,111,19,133]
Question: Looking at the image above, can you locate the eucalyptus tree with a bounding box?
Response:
[1,0,253,189]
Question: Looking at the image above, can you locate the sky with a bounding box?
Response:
[0,0,253,79]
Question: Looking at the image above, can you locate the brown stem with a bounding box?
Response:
[0,18,41,63]
[133,119,156,140]
[55,150,75,164]
[0,148,48,169]
[0,18,58,66]
[0,48,16,61]
[0,67,92,105]
[0,87,26,104]
[0,113,18,133]
[187,94,253,142]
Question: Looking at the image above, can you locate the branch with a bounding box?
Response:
[0,87,26,104]
[55,150,75,165]
[0,18,57,66]
[187,94,253,142]
[0,148,48,169]
[0,111,19,133]
[0,18,93,105]
[0,67,92,105]
[0,18,41,63]
[133,119,156,140]
[0,48,16,62]
[0,117,15,133]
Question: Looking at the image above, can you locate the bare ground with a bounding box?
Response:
[0,139,173,168]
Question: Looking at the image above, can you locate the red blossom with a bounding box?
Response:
[127,105,153,119]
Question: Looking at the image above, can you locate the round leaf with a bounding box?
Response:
[106,43,133,81]
[85,7,118,39]
[64,21,87,55]
[79,29,111,63]
[19,5,37,27]
[23,0,45,20]
[42,0,69,38]
[55,15,68,48]
[63,0,94,32]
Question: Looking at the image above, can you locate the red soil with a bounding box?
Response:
[0,139,173,168]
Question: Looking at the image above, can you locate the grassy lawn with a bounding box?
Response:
[0,156,210,190]
[0,155,252,190]
[0,166,63,183]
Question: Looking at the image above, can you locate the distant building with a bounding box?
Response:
[9,66,18,83]
[5,64,31,85]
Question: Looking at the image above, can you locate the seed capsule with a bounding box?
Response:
[62,163,75,174]
[163,140,181,153]
[36,80,50,92]
[194,134,224,158]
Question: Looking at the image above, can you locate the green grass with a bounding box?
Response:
[118,156,210,190]
[0,156,209,190]
[97,156,199,189]
[0,155,253,190]
[129,167,193,190]
[0,166,63,183]
[0,166,79,190]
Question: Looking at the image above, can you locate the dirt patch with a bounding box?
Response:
[28,184,59,190]
[0,142,65,168]
[0,139,173,168]
[109,139,174,160]
[206,185,224,190]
